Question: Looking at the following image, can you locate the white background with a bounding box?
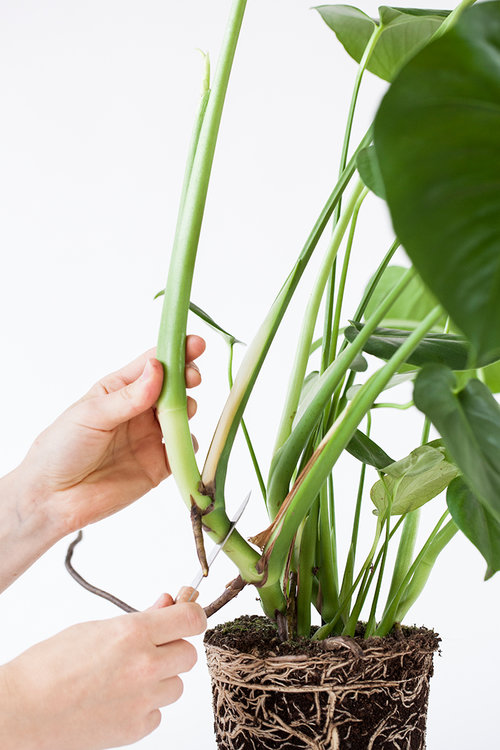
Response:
[0,1,498,748]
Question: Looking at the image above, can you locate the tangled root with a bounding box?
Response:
[205,629,439,750]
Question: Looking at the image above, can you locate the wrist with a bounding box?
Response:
[0,466,62,592]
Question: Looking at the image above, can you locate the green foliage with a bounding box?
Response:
[374,1,500,365]
[345,324,471,370]
[347,430,394,469]
[315,4,448,81]
[447,477,500,580]
[357,146,386,199]
[370,444,459,516]
[363,265,442,329]
[414,365,500,526]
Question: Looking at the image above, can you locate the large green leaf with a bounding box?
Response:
[374,2,500,365]
[414,364,500,525]
[345,323,471,370]
[363,265,443,329]
[371,443,459,516]
[315,5,449,82]
[447,477,500,580]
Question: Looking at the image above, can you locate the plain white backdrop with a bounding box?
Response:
[0,1,498,748]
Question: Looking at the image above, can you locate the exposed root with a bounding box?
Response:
[190,498,209,576]
[65,531,138,613]
[204,576,247,618]
[205,632,438,750]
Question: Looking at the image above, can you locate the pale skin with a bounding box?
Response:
[0,336,207,749]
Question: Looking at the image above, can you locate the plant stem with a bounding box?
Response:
[266,268,415,519]
[261,306,443,589]
[432,0,477,40]
[321,24,383,370]
[296,500,320,636]
[365,507,392,637]
[314,515,405,640]
[318,480,339,622]
[273,179,366,456]
[375,510,450,636]
[228,343,267,501]
[157,0,248,512]
[329,188,368,363]
[395,519,458,622]
[201,130,373,496]
[339,412,371,622]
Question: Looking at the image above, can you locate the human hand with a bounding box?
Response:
[18,337,205,536]
[0,601,207,750]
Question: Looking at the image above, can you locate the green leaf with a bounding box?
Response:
[155,291,243,347]
[363,265,444,329]
[346,370,416,400]
[374,2,500,365]
[447,477,500,580]
[481,360,500,395]
[346,429,394,470]
[315,6,376,66]
[414,364,500,525]
[345,323,471,370]
[371,443,459,516]
[315,5,449,82]
[357,146,386,198]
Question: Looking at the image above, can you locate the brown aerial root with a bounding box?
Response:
[204,576,247,618]
[190,496,215,577]
[204,630,439,750]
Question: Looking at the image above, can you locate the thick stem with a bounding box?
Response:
[296,501,320,637]
[157,0,248,511]
[260,306,443,589]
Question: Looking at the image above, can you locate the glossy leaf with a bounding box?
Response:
[345,323,470,370]
[346,429,394,469]
[374,2,500,365]
[371,443,459,515]
[447,477,500,580]
[414,364,500,525]
[363,265,443,329]
[357,146,386,198]
[315,5,448,81]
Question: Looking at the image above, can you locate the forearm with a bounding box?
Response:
[0,466,62,594]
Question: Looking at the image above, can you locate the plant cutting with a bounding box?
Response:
[66,1,500,747]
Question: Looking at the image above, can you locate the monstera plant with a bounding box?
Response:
[67,1,500,747]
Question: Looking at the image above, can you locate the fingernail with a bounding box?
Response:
[140,359,154,381]
[189,362,200,374]
[175,586,199,603]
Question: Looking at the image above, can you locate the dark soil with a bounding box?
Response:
[204,616,440,750]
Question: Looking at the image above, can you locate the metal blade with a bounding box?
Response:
[188,490,251,592]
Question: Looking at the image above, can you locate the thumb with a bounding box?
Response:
[77,358,164,431]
